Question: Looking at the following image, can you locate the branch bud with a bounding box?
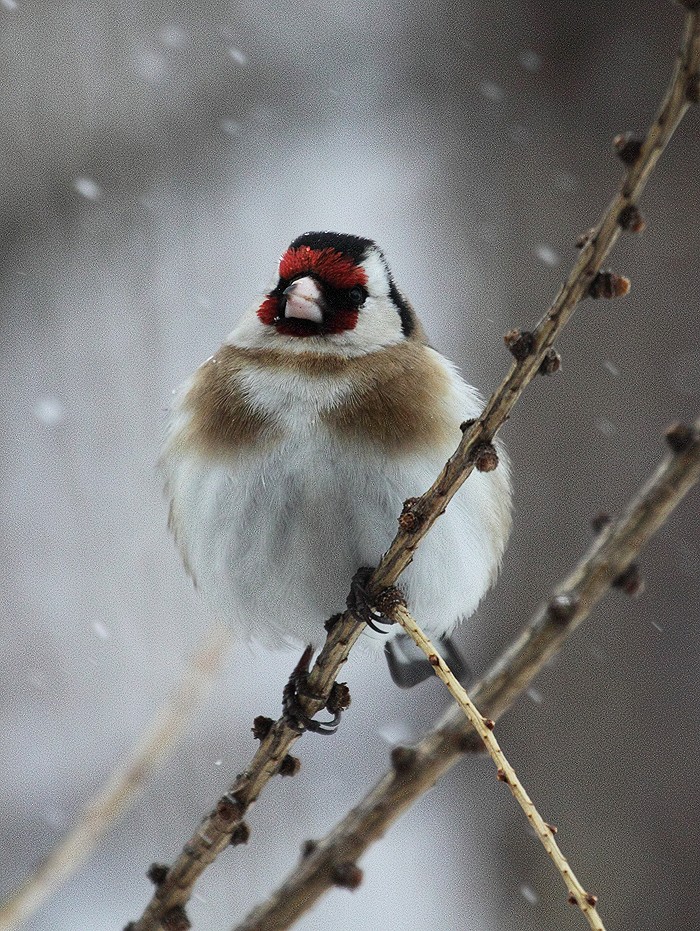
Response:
[504,328,535,362]
[576,227,595,249]
[216,795,245,823]
[398,498,420,532]
[539,348,562,376]
[229,821,251,846]
[324,612,343,633]
[590,511,612,535]
[331,862,364,890]
[375,586,406,619]
[162,906,191,931]
[613,562,645,597]
[279,754,302,777]
[301,839,318,859]
[589,270,631,299]
[327,681,351,714]
[251,716,274,740]
[391,745,418,773]
[146,863,170,886]
[618,203,646,233]
[547,594,578,624]
[613,132,644,165]
[665,421,696,453]
[473,442,499,472]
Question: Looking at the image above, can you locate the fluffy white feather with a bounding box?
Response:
[162,347,510,651]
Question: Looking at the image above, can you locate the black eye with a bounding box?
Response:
[348,286,367,306]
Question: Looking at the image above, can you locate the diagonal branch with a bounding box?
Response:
[369,4,700,593]
[129,9,700,929]
[232,420,700,931]
[390,604,606,931]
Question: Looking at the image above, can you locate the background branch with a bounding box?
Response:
[129,10,700,929]
[0,625,232,931]
[232,420,700,931]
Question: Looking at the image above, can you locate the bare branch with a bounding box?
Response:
[0,625,232,931]
[369,5,700,595]
[232,421,700,931]
[129,9,700,929]
[391,603,605,931]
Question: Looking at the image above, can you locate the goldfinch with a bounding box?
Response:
[161,232,512,692]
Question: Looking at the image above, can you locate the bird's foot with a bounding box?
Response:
[347,566,397,634]
[282,646,343,735]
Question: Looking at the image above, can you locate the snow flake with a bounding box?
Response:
[534,244,560,267]
[73,177,102,201]
[34,397,66,425]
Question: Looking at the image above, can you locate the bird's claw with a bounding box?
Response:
[282,646,341,735]
[347,566,395,634]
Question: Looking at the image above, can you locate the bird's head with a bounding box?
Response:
[233,232,420,357]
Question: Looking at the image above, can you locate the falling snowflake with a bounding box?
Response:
[73,177,102,201]
[219,118,242,137]
[519,884,539,905]
[534,244,561,267]
[134,48,166,84]
[377,722,414,745]
[93,621,110,640]
[553,171,578,192]
[34,397,66,425]
[480,80,505,103]
[594,417,616,437]
[518,50,541,72]
[158,24,188,48]
[526,687,543,704]
[227,47,248,66]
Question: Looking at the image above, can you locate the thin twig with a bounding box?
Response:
[232,421,700,931]
[130,10,700,929]
[392,603,604,931]
[0,625,233,931]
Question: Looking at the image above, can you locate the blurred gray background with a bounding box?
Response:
[2,1,699,929]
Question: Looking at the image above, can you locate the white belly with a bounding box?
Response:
[166,424,507,651]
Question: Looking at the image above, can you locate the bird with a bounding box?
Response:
[160,231,512,725]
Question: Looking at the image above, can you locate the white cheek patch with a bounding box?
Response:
[360,250,392,298]
[348,295,404,351]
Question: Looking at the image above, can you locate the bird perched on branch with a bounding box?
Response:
[161,231,511,713]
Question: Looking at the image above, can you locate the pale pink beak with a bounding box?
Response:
[282,276,323,323]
